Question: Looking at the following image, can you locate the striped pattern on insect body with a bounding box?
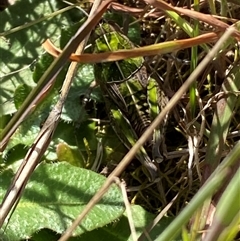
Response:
[93,23,168,180]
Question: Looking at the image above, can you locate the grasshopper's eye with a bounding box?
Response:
[80,96,90,105]
[79,95,94,109]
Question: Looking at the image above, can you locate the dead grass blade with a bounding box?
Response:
[43,31,222,63]
[145,0,240,39]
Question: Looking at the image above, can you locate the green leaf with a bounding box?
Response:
[42,118,127,169]
[67,205,175,241]
[94,24,143,81]
[0,0,77,116]
[32,22,102,123]
[60,64,99,123]
[1,162,124,240]
[14,84,32,109]
[56,142,85,167]
[103,12,141,44]
[101,124,127,165]
[20,205,175,241]
[6,89,58,150]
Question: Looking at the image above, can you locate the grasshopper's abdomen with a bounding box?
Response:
[119,79,151,140]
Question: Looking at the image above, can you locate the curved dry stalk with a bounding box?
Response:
[42,32,220,63]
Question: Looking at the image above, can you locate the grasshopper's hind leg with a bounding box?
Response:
[152,129,164,163]
[136,148,159,182]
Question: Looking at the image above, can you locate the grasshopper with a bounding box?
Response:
[93,23,168,181]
